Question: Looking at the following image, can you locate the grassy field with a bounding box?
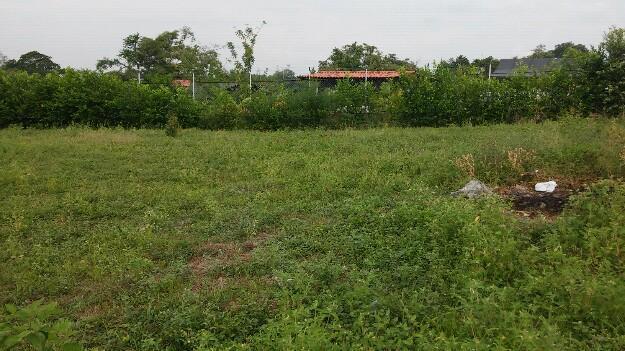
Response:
[1,117,625,350]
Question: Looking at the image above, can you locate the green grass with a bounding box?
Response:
[1,117,625,350]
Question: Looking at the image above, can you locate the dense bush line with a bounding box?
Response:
[1,27,624,130]
[0,70,199,128]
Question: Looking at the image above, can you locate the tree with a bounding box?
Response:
[97,27,223,80]
[0,51,7,67]
[270,67,295,81]
[438,55,471,70]
[318,42,416,71]
[472,56,500,76]
[528,42,589,59]
[570,27,625,116]
[599,27,625,60]
[3,51,60,74]
[529,44,554,58]
[596,27,625,115]
[226,21,266,80]
[553,42,588,58]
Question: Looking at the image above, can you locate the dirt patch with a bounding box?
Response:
[76,304,105,320]
[188,232,272,292]
[496,180,589,219]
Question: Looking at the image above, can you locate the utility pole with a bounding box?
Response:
[488,62,492,80]
[249,71,252,91]
[137,70,141,85]
[364,68,369,111]
[192,72,195,100]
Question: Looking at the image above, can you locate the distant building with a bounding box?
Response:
[491,58,560,78]
[298,70,407,88]
[173,79,191,88]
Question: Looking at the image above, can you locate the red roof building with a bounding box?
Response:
[173,79,191,88]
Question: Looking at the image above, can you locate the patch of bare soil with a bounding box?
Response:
[188,232,272,292]
[496,179,589,219]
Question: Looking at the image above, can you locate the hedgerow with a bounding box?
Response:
[0,66,610,131]
[0,69,198,128]
[1,27,624,130]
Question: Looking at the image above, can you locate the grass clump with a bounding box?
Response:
[165,113,180,137]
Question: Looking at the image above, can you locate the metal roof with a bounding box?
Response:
[299,70,405,79]
[492,58,560,77]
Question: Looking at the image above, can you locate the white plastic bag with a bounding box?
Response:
[535,181,557,193]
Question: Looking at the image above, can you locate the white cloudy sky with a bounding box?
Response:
[1,0,624,74]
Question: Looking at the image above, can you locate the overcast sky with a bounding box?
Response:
[1,0,624,74]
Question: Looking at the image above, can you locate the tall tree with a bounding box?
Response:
[553,42,588,58]
[599,27,625,60]
[97,27,222,80]
[438,55,471,70]
[596,27,625,115]
[0,51,7,66]
[270,67,295,81]
[226,21,266,79]
[471,56,500,76]
[318,42,416,71]
[3,51,60,74]
[528,42,588,59]
[529,44,554,58]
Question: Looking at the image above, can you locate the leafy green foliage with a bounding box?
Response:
[529,42,589,59]
[2,27,625,130]
[318,42,416,71]
[0,301,81,350]
[0,69,198,128]
[226,22,266,84]
[2,51,61,74]
[472,56,500,76]
[595,27,625,116]
[201,82,382,130]
[96,27,223,82]
[393,65,541,126]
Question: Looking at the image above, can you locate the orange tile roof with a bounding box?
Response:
[173,79,191,87]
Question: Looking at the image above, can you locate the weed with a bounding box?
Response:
[165,113,180,137]
[0,301,81,350]
[454,153,476,178]
[507,147,536,173]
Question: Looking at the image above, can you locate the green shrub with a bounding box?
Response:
[331,79,377,126]
[0,69,201,129]
[198,89,240,129]
[3,27,625,132]
[282,88,331,128]
[392,65,573,127]
[239,90,281,130]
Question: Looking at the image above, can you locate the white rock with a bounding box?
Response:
[451,180,493,198]
[535,181,557,193]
